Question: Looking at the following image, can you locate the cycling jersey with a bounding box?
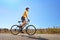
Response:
[23,10,28,18]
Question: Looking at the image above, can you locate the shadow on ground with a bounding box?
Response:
[18,35,48,40]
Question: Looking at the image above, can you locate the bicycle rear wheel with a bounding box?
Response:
[10,25,20,35]
[26,25,36,35]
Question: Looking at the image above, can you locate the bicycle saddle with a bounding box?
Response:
[18,21,21,23]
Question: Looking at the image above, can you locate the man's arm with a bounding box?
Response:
[27,17,30,22]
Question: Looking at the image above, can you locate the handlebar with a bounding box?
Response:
[27,18,30,22]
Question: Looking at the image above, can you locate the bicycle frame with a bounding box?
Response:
[18,20,30,28]
[10,19,36,35]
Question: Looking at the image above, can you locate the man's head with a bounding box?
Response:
[26,7,29,11]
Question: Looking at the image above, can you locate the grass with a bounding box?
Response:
[0,27,60,34]
[36,28,60,34]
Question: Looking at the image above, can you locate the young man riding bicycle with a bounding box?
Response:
[11,7,36,35]
[20,7,29,33]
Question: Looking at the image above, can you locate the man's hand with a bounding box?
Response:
[27,17,30,22]
[28,19,30,22]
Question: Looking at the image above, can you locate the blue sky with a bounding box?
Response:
[0,0,60,29]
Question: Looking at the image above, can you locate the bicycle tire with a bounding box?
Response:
[10,25,20,35]
[26,25,36,35]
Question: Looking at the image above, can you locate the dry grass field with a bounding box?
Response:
[0,28,60,34]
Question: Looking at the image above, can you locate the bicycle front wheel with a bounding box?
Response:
[10,25,20,35]
[26,25,36,35]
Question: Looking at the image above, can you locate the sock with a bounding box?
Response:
[19,26,22,29]
[20,26,23,31]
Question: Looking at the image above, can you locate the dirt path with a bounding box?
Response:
[0,34,60,40]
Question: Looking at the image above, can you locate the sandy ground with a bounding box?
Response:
[0,33,60,40]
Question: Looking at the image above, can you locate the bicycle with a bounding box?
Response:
[10,19,36,35]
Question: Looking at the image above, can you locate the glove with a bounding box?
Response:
[28,19,30,22]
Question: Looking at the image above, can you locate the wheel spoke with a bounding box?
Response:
[10,25,20,35]
[26,25,36,35]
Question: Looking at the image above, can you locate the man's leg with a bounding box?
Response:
[21,20,27,28]
[20,20,27,33]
